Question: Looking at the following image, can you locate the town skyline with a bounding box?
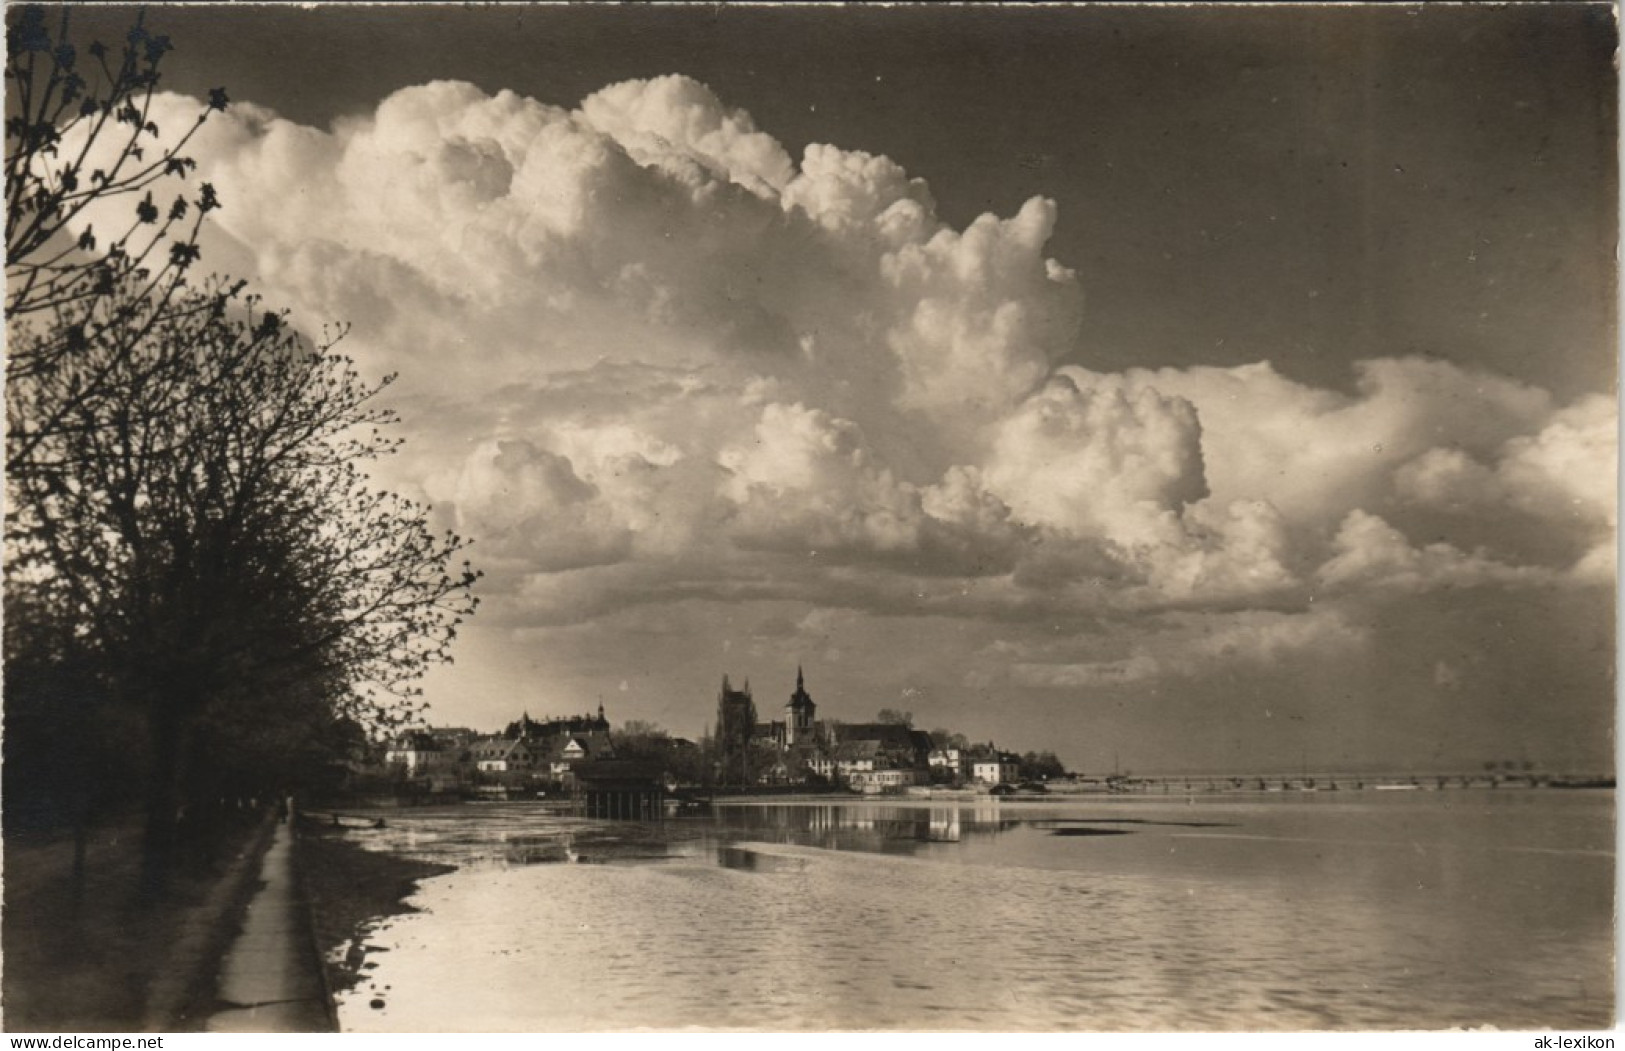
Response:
[409,661,1595,780]
[53,4,1616,777]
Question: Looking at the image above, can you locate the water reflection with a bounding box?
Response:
[716,844,809,872]
[688,802,1018,856]
[352,800,1036,869]
[334,792,1614,1032]
[356,805,681,869]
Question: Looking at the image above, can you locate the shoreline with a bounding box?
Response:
[296,824,458,1009]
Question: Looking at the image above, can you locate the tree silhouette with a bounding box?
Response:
[5,275,480,888]
[6,4,229,473]
[1018,750,1067,780]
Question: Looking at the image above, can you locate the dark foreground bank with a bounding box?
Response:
[297,823,457,1002]
[2,815,274,1031]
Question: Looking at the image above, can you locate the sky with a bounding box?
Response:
[54,3,1618,774]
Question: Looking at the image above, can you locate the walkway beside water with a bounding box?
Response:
[204,821,335,1032]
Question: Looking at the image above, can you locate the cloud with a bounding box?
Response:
[580,75,796,197]
[783,143,933,235]
[983,371,1206,541]
[1144,499,1300,603]
[1393,394,1617,530]
[880,197,1080,420]
[1392,447,1500,512]
[1013,655,1162,688]
[1184,608,1367,665]
[1064,357,1554,526]
[1316,510,1543,593]
[1393,390,1616,575]
[995,604,1368,695]
[90,77,1609,640]
[979,372,1311,607]
[450,439,632,572]
[720,401,925,556]
[1497,394,1616,524]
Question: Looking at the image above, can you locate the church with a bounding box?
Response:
[715,666,817,751]
[713,667,932,787]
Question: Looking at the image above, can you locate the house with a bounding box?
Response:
[928,747,963,773]
[848,767,926,794]
[971,752,1022,785]
[561,733,613,762]
[752,720,788,749]
[506,706,610,740]
[757,755,794,786]
[385,731,449,776]
[431,726,478,747]
[832,723,934,768]
[548,732,616,782]
[470,734,541,773]
[808,740,881,783]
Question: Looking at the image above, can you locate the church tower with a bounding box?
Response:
[784,665,816,746]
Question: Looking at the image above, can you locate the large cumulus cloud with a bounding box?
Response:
[88,76,1613,737]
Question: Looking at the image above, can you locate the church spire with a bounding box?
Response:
[785,664,815,745]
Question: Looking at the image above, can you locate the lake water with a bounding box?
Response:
[328,790,1613,1031]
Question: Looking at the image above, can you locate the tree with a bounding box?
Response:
[5,277,480,887]
[610,721,671,763]
[658,737,707,787]
[7,5,231,474]
[1018,751,1067,781]
[876,708,913,726]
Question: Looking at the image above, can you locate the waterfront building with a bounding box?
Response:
[470,734,541,773]
[384,731,448,775]
[430,727,478,748]
[505,705,610,741]
[971,752,1021,785]
[753,719,789,748]
[810,740,880,781]
[848,768,926,793]
[831,722,934,769]
[711,667,956,790]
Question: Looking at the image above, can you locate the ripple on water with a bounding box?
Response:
[332,796,1612,1031]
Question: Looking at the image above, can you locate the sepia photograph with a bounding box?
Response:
[2,1,1617,1036]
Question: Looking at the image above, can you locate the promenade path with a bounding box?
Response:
[204,821,334,1032]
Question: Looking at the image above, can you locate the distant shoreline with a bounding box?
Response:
[312,775,1613,817]
[707,779,1612,805]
